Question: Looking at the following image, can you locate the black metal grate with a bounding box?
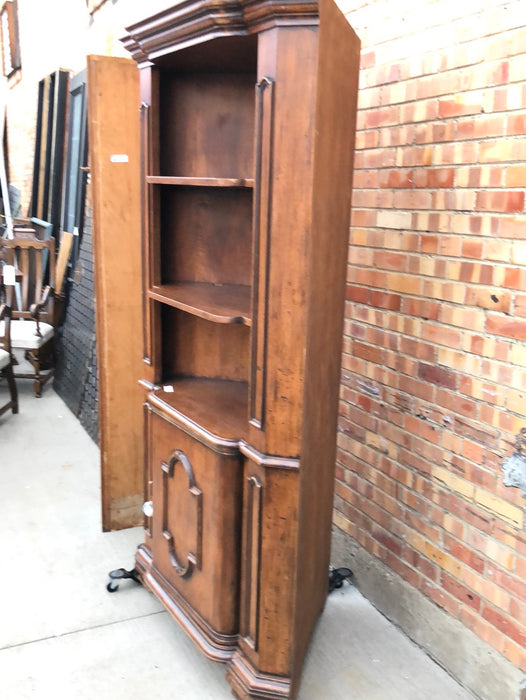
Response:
[54,204,98,443]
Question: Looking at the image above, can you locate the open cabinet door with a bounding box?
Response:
[87,55,143,531]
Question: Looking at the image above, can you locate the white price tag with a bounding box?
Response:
[3,265,15,286]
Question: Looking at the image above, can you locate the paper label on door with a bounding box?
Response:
[2,265,15,285]
[110,154,129,163]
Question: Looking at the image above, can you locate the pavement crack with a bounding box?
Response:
[0,610,166,652]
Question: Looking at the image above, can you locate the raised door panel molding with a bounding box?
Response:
[161,449,203,578]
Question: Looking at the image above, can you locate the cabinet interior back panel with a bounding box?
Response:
[160,187,253,286]
[159,73,255,178]
[162,307,250,382]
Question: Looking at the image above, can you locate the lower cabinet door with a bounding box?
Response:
[148,409,244,642]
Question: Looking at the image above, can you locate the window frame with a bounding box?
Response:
[86,0,110,15]
[0,0,21,78]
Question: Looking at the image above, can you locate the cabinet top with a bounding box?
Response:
[122,0,319,65]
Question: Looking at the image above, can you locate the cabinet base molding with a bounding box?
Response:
[227,652,292,700]
[135,545,238,663]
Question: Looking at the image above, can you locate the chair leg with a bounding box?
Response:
[33,365,42,398]
[5,363,18,414]
[17,343,54,398]
[26,349,42,398]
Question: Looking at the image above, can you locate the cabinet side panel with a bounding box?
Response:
[238,459,300,677]
[249,26,319,457]
[88,55,144,531]
[293,0,361,692]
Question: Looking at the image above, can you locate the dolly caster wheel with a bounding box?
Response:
[328,567,353,593]
[106,567,141,592]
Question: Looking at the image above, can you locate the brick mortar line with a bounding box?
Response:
[358,79,526,102]
[345,253,526,263]
[345,14,526,63]
[344,0,521,33]
[333,486,524,581]
[334,453,521,525]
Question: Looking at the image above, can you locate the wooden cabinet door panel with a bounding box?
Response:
[149,409,243,635]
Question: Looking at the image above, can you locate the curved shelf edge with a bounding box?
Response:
[149,282,252,326]
[146,175,254,188]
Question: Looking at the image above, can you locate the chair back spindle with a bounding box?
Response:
[1,236,55,322]
[0,234,57,397]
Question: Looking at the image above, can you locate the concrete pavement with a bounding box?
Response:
[0,380,477,699]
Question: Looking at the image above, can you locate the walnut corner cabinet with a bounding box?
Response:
[121,1,360,697]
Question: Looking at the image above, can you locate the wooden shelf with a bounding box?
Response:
[149,377,248,444]
[149,282,251,325]
[147,175,254,188]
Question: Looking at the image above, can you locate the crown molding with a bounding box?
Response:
[122,0,318,64]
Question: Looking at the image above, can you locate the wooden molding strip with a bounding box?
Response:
[239,440,300,471]
[249,76,274,430]
[243,474,262,648]
[136,546,238,662]
[227,650,291,699]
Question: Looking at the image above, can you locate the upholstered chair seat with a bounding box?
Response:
[1,320,55,350]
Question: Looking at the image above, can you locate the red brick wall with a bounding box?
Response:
[335,0,526,672]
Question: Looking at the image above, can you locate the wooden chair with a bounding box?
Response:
[0,234,56,397]
[0,302,19,416]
